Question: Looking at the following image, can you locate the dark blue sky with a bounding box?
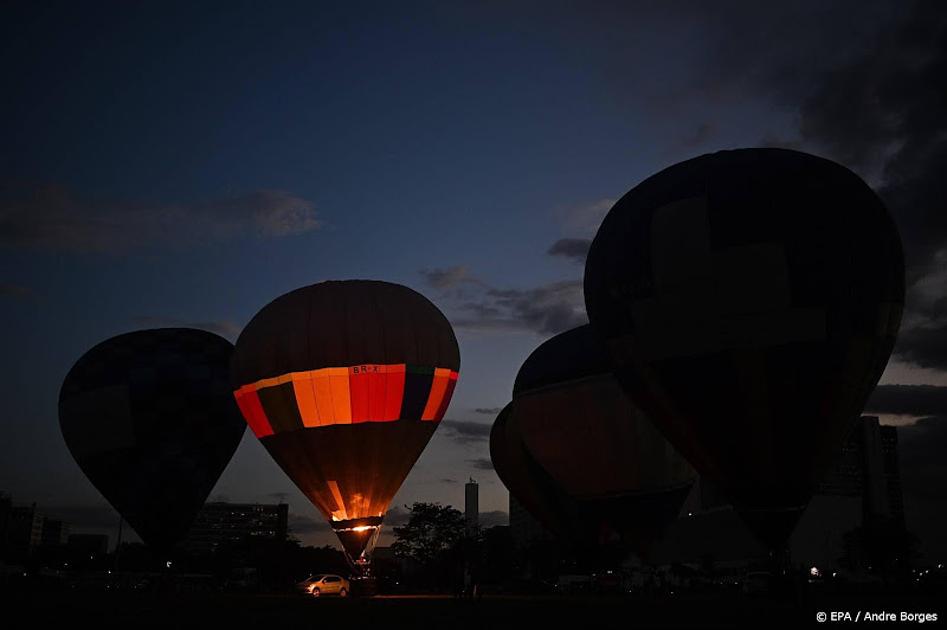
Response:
[3,1,945,548]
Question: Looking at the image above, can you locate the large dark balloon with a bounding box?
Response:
[489,403,576,540]
[512,325,694,552]
[231,280,460,564]
[59,329,246,552]
[584,148,904,547]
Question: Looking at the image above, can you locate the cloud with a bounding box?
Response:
[440,419,492,445]
[674,1,904,115]
[662,1,947,374]
[867,385,947,417]
[560,198,615,237]
[131,316,242,341]
[422,266,587,336]
[893,324,947,372]
[891,250,947,372]
[473,407,502,415]
[673,1,944,270]
[800,4,942,275]
[0,184,321,253]
[476,281,586,335]
[792,2,947,275]
[466,457,494,471]
[455,282,586,335]
[547,238,591,263]
[418,266,481,291]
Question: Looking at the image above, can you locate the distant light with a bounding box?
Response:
[832,572,837,578]
[166,561,172,569]
[687,512,693,517]
[810,567,821,578]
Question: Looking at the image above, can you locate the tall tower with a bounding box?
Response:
[465,477,479,536]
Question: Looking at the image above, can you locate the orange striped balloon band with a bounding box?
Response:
[233,364,459,438]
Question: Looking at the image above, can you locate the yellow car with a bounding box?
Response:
[297,574,350,597]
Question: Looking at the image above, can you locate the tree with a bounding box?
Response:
[391,502,465,589]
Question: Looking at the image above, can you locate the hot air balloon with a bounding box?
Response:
[59,329,246,552]
[230,281,460,566]
[489,403,577,540]
[583,148,904,548]
[511,325,695,554]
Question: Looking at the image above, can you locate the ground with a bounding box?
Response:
[6,591,945,629]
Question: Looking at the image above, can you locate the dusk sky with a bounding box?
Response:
[3,1,946,552]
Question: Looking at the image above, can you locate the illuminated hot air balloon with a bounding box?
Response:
[511,325,695,553]
[59,329,246,552]
[230,281,459,566]
[583,148,904,548]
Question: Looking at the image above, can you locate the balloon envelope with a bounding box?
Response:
[231,280,459,563]
[59,329,246,551]
[512,325,694,551]
[490,403,576,540]
[583,148,904,547]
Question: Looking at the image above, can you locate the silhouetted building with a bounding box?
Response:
[879,425,903,526]
[68,533,109,555]
[8,503,44,555]
[183,502,288,554]
[793,417,904,569]
[817,429,864,497]
[816,416,903,525]
[41,518,70,547]
[465,478,479,536]
[656,416,905,570]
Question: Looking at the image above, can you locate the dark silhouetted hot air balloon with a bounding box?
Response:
[231,281,460,566]
[511,325,695,553]
[489,403,577,540]
[59,329,246,552]
[584,148,904,548]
